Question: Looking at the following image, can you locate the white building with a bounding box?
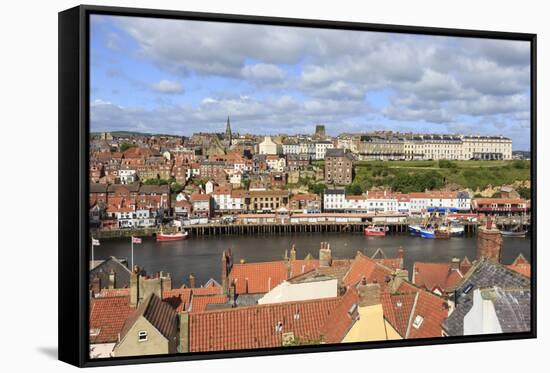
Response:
[258,278,338,305]
[259,136,282,155]
[266,155,286,172]
[119,167,137,184]
[461,136,512,160]
[315,141,334,160]
[282,142,300,155]
[323,189,346,211]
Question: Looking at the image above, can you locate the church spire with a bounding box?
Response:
[225,116,232,144]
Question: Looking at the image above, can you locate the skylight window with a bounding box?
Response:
[413,315,424,329]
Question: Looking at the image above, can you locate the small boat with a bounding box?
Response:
[364,225,387,236]
[156,230,189,241]
[501,229,527,237]
[449,224,465,236]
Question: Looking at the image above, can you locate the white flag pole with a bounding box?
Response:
[91,237,95,269]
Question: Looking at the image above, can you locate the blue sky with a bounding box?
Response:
[90,15,531,150]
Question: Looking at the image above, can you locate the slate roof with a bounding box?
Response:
[119,294,177,342]
[89,256,132,290]
[481,287,531,333]
[442,258,531,336]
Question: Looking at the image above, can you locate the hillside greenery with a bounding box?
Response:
[328,159,530,194]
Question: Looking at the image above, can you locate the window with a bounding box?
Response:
[138,330,148,342]
[413,315,424,329]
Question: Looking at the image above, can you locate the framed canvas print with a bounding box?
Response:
[58,5,537,367]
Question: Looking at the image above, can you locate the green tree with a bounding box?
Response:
[119,142,137,152]
[517,187,531,200]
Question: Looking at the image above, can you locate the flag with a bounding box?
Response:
[132,236,142,244]
[92,238,100,246]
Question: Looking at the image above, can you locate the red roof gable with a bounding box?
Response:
[189,297,341,352]
[229,261,289,294]
[191,295,229,313]
[90,296,134,344]
[413,262,463,292]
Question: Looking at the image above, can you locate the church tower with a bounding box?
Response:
[225,116,232,145]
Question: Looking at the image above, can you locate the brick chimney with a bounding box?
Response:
[91,275,101,296]
[189,273,196,288]
[221,249,233,295]
[319,242,332,267]
[290,245,297,261]
[450,257,460,270]
[160,271,172,291]
[130,266,140,306]
[477,222,503,263]
[357,279,381,307]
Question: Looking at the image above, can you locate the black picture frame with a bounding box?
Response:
[58,4,537,368]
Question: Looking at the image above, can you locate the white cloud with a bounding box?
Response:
[150,79,184,94]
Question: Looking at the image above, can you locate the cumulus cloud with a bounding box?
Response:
[150,79,184,94]
[91,15,532,148]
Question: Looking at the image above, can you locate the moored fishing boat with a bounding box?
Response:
[364,225,387,236]
[156,230,189,241]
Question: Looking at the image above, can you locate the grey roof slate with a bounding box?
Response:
[89,256,132,289]
[443,258,530,336]
[481,287,531,333]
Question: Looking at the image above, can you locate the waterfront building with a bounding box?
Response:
[472,197,530,216]
[190,193,213,218]
[245,190,290,212]
[324,148,353,185]
[323,188,346,211]
[289,193,321,213]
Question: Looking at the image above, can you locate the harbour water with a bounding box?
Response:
[93,233,531,287]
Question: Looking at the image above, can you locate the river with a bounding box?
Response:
[93,233,531,288]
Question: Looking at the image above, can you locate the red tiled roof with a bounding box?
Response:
[406,289,448,339]
[189,297,341,352]
[413,262,463,292]
[381,291,416,337]
[190,193,211,202]
[290,259,320,277]
[320,288,359,343]
[474,198,528,205]
[191,295,228,313]
[163,288,192,312]
[90,296,134,344]
[375,258,403,271]
[191,286,223,296]
[343,253,393,289]
[229,261,289,294]
[507,264,531,278]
